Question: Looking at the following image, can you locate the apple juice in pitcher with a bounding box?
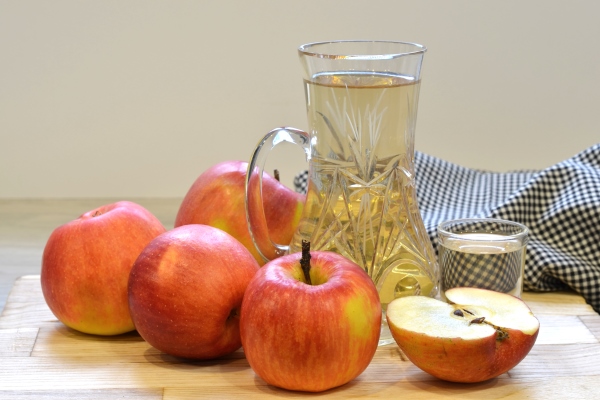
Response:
[245,42,439,346]
[287,72,439,344]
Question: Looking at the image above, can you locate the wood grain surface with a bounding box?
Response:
[1,275,600,399]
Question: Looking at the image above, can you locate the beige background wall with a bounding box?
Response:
[1,0,599,199]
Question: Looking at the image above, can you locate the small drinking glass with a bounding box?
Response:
[437,218,529,298]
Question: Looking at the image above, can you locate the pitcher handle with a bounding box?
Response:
[245,127,310,263]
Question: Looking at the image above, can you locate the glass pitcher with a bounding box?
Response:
[245,41,439,345]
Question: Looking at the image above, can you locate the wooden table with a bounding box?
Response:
[1,276,599,399]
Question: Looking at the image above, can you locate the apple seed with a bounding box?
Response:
[468,316,486,325]
[451,307,487,326]
[451,306,510,341]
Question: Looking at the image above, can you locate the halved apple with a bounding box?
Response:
[386,287,539,383]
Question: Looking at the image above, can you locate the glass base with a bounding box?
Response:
[378,322,395,346]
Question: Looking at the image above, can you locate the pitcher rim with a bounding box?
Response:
[298,40,427,60]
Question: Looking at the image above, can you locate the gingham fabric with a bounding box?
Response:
[294,144,600,313]
[441,245,522,294]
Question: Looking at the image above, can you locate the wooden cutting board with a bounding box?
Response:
[1,275,600,399]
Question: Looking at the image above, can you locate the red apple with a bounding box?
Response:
[41,201,166,335]
[174,160,305,265]
[386,287,540,383]
[240,243,381,392]
[128,224,260,359]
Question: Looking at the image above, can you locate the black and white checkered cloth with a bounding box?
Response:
[441,243,523,294]
[294,144,600,313]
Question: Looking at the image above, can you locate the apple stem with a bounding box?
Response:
[300,240,312,285]
[497,329,509,341]
[274,169,280,182]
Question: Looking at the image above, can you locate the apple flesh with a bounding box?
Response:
[174,160,305,265]
[240,245,381,392]
[386,287,539,383]
[41,201,166,335]
[128,224,260,359]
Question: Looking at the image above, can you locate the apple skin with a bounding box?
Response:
[386,288,540,383]
[174,160,305,265]
[128,224,260,359]
[240,250,381,392]
[41,201,166,335]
